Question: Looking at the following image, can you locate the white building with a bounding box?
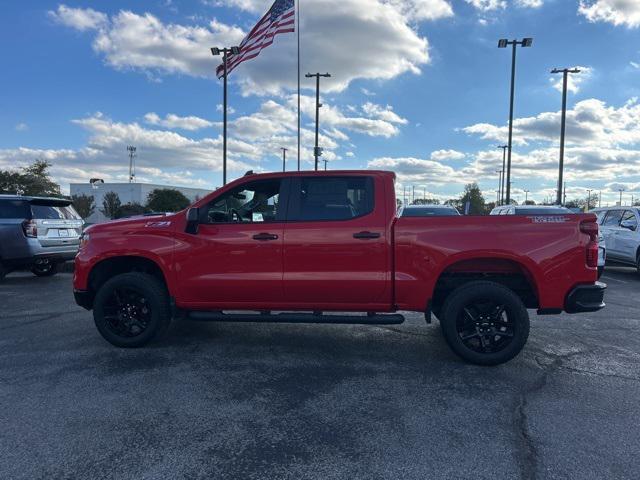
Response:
[70,182,212,223]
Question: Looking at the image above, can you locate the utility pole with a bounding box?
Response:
[586,189,592,211]
[412,185,415,205]
[563,182,567,206]
[524,189,530,204]
[306,72,331,171]
[551,67,581,205]
[619,188,625,206]
[281,147,288,173]
[127,146,136,183]
[211,46,240,185]
[495,170,502,205]
[323,158,328,170]
[498,38,533,205]
[497,145,508,205]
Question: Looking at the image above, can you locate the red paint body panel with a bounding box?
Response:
[73,170,598,314]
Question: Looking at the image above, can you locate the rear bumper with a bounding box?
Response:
[565,282,606,314]
[74,289,93,310]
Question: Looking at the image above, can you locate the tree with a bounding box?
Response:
[459,183,486,215]
[524,200,536,206]
[101,191,121,219]
[72,194,96,219]
[146,188,191,212]
[115,202,147,219]
[0,159,61,197]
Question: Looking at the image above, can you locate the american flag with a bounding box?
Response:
[216,0,295,79]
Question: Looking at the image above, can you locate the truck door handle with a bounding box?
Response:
[353,231,381,239]
[252,233,279,241]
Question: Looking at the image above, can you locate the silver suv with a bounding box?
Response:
[592,207,640,271]
[0,195,83,280]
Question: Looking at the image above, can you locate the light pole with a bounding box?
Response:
[497,145,508,205]
[211,46,240,185]
[619,188,625,206]
[281,147,288,173]
[586,189,592,211]
[495,170,502,205]
[498,38,533,205]
[551,67,581,205]
[306,72,331,171]
[524,189,530,204]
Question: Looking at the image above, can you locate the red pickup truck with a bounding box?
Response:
[74,170,605,365]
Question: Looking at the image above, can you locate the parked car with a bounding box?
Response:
[400,204,461,217]
[490,205,573,215]
[0,195,83,280]
[592,207,640,272]
[74,171,605,365]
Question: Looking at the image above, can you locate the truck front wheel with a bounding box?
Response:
[439,281,530,366]
[93,272,171,348]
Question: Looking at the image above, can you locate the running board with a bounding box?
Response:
[187,311,405,325]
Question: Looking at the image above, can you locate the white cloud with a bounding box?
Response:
[516,0,543,7]
[49,4,107,31]
[216,104,236,114]
[144,112,214,130]
[345,151,355,157]
[549,66,593,94]
[465,0,506,11]
[430,149,466,161]
[361,103,408,125]
[631,61,640,69]
[15,123,29,132]
[367,156,471,185]
[50,1,439,95]
[579,0,640,28]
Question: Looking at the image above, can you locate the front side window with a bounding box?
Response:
[603,210,623,227]
[203,179,281,224]
[621,210,638,229]
[289,177,374,221]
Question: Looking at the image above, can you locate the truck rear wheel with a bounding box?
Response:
[439,281,529,366]
[93,272,171,348]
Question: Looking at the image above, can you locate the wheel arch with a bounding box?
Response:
[431,257,540,312]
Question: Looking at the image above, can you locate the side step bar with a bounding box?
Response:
[187,311,405,325]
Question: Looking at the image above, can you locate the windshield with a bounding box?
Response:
[516,208,570,215]
[31,203,81,220]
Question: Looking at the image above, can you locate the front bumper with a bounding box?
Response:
[74,289,93,310]
[565,281,606,314]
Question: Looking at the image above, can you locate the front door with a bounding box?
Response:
[600,209,624,259]
[616,210,639,263]
[176,177,286,308]
[282,175,391,309]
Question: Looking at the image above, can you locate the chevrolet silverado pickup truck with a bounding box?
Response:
[73,170,605,365]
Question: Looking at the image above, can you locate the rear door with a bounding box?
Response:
[29,201,83,248]
[282,175,391,308]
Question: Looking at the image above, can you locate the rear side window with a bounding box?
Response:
[0,200,29,219]
[603,210,623,227]
[288,176,374,221]
[31,204,81,220]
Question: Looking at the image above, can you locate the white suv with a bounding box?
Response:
[593,207,639,272]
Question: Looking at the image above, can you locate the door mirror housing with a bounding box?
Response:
[620,219,637,231]
[186,207,200,234]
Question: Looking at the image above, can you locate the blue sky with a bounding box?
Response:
[1,0,639,205]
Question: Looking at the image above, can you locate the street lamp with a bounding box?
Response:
[281,147,288,173]
[586,189,592,211]
[211,45,241,185]
[619,188,625,206]
[551,67,581,205]
[498,37,533,205]
[524,189,530,204]
[495,170,502,204]
[497,145,508,205]
[305,72,331,171]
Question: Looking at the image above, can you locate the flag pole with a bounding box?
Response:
[296,0,301,171]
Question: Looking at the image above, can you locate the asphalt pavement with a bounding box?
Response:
[1,268,639,480]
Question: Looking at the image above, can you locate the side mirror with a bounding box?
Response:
[620,219,637,231]
[185,207,199,234]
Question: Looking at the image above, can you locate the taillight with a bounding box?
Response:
[22,219,37,238]
[581,220,598,268]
